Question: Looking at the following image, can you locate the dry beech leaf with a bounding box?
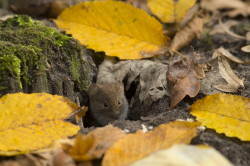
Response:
[246,32,250,41]
[200,0,245,12]
[201,0,250,17]
[219,19,245,40]
[190,93,250,141]
[167,53,205,109]
[209,20,239,36]
[97,58,168,107]
[130,145,233,166]
[63,125,126,161]
[212,47,244,93]
[212,47,246,64]
[102,121,200,166]
[241,45,250,53]
[147,0,196,23]
[170,16,203,52]
[54,1,169,59]
[0,93,80,156]
[215,56,243,93]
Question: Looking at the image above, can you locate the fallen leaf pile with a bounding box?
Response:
[2,0,250,165]
[0,93,82,155]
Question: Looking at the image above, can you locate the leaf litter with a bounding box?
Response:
[1,1,250,166]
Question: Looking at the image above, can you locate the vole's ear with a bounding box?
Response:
[87,83,100,96]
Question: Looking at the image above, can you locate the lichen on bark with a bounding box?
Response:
[0,15,96,103]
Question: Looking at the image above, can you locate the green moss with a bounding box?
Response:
[0,15,91,93]
[0,53,21,88]
[0,16,71,88]
[70,52,90,91]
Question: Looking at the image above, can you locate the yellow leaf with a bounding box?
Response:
[0,93,80,155]
[54,1,168,60]
[190,93,250,141]
[102,121,199,166]
[65,125,126,161]
[147,0,196,23]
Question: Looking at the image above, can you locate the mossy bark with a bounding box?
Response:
[0,15,96,104]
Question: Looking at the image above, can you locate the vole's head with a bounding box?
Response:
[88,82,128,119]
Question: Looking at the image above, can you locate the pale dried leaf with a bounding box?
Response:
[209,20,239,35]
[246,32,250,41]
[219,19,245,40]
[170,16,203,51]
[200,0,245,12]
[214,56,243,93]
[212,47,245,64]
[213,84,239,93]
[130,145,233,166]
[97,58,168,107]
[224,4,250,17]
[241,45,250,53]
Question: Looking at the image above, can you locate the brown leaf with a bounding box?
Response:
[170,16,203,51]
[102,121,200,166]
[64,125,126,161]
[167,53,204,109]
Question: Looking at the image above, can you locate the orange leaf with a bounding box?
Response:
[102,121,199,166]
[65,125,126,161]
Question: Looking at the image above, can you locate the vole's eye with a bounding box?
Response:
[117,100,121,105]
[103,101,109,108]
